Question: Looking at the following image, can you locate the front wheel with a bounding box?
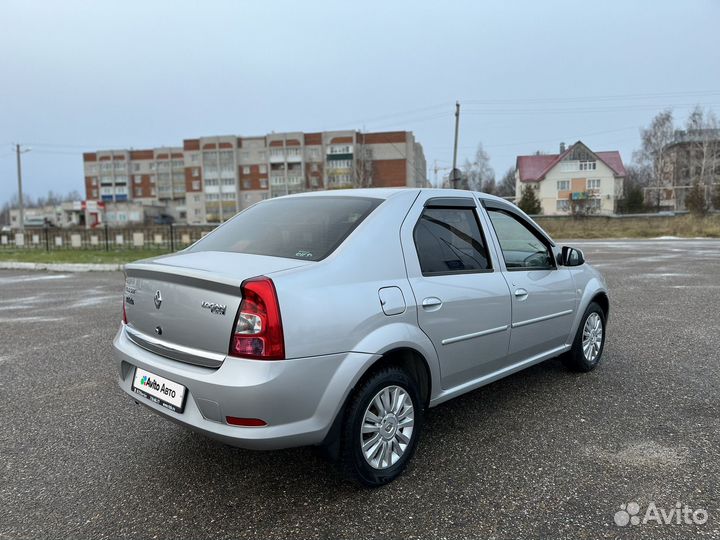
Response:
[340,366,423,487]
[563,302,606,372]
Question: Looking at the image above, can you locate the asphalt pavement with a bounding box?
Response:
[1,239,719,539]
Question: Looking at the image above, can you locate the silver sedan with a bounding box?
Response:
[113,188,609,486]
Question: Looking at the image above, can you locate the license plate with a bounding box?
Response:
[131,367,187,413]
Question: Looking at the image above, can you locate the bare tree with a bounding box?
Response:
[496,167,516,198]
[462,143,495,191]
[352,135,374,188]
[568,196,599,218]
[633,109,675,210]
[684,105,720,194]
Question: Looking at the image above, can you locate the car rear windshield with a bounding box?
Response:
[187,196,383,261]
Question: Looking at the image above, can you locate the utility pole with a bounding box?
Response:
[15,144,31,231]
[450,101,462,189]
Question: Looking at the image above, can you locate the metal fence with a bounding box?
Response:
[0,224,217,251]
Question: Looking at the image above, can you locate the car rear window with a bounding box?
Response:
[187,196,382,261]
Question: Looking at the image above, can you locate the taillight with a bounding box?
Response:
[122,295,128,324]
[229,276,285,360]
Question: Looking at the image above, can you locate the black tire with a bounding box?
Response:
[340,366,423,487]
[563,301,606,372]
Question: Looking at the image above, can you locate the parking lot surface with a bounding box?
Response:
[1,239,719,539]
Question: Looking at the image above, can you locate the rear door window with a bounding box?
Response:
[187,196,382,261]
[413,207,492,275]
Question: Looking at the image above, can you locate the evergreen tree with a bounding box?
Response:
[685,182,708,217]
[518,185,542,215]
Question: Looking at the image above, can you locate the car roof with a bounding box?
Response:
[279,187,514,203]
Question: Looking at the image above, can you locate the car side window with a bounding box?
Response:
[413,207,492,275]
[486,209,554,270]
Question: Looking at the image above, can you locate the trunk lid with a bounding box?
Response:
[123,251,311,367]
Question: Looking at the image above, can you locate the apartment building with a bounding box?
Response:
[515,141,626,215]
[648,129,720,211]
[83,130,427,224]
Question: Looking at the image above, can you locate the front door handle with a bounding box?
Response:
[422,297,443,311]
[514,288,528,299]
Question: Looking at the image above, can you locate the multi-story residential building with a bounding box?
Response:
[83,130,427,224]
[648,129,720,211]
[515,141,626,215]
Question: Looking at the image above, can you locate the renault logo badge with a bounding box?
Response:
[154,290,162,310]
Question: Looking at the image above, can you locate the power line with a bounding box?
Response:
[326,102,451,131]
[462,102,720,116]
[462,90,720,105]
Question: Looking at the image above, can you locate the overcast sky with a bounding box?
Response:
[1,0,719,203]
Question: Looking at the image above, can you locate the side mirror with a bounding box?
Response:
[562,246,585,267]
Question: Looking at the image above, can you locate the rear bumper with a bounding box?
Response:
[112,325,378,450]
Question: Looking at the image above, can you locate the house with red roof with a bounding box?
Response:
[515,141,626,215]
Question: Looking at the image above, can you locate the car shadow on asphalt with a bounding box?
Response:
[156,355,596,493]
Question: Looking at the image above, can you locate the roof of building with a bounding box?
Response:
[517,141,626,182]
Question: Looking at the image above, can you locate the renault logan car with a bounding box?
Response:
[113,188,608,486]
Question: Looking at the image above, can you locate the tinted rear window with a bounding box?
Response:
[187,196,382,261]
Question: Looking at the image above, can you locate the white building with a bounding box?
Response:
[515,141,626,215]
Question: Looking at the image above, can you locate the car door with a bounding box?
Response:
[482,203,576,363]
[401,195,512,389]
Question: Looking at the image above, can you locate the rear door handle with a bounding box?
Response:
[514,288,528,299]
[422,297,443,310]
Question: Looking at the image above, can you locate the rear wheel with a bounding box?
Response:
[563,302,606,372]
[340,366,423,487]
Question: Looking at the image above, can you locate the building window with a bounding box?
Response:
[557,180,570,191]
[259,165,267,174]
[133,163,140,172]
[243,166,250,174]
[92,189,98,198]
[222,178,235,186]
[192,180,200,190]
[151,188,156,196]
[243,180,251,189]
[556,200,570,212]
[579,161,596,171]
[329,145,352,155]
[587,178,601,190]
[260,179,268,188]
[135,188,142,197]
[190,153,199,162]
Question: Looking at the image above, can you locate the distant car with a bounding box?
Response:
[153,214,175,225]
[114,189,609,486]
[23,217,49,228]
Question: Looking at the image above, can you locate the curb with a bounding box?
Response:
[0,262,124,272]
